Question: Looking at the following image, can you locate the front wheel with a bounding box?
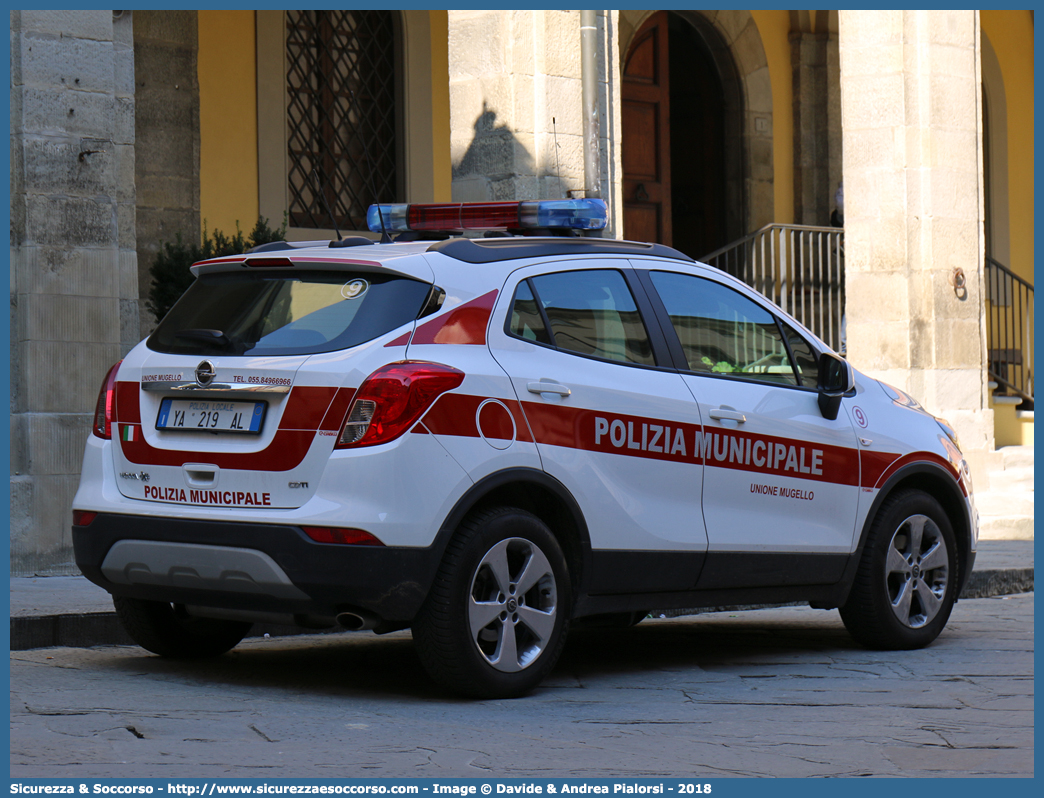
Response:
[412,507,571,698]
[113,597,252,658]
[840,489,957,649]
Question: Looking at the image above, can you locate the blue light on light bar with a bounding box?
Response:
[366,204,410,232]
[520,199,608,230]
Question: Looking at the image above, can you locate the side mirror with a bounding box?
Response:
[817,352,854,420]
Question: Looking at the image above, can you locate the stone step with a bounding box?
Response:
[977,490,1035,519]
[977,443,1033,542]
[987,466,1035,492]
[995,445,1034,471]
[980,515,1035,541]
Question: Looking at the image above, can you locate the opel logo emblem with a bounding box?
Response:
[195,360,216,387]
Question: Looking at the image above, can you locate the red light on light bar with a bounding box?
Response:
[407,202,521,231]
[368,199,607,232]
[301,526,385,546]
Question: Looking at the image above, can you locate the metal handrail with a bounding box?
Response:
[984,255,1034,403]
[703,232,1033,404]
[701,224,845,352]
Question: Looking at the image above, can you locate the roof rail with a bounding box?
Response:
[427,237,695,264]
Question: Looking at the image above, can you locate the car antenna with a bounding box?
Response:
[552,116,563,199]
[350,88,392,244]
[310,168,342,241]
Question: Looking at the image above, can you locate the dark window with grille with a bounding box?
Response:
[285,11,398,231]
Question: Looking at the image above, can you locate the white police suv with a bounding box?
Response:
[73,199,977,698]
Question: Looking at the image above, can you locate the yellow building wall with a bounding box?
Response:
[751,9,794,225]
[980,10,1034,286]
[989,396,1035,448]
[197,10,259,237]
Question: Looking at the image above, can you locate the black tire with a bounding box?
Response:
[840,489,958,649]
[412,506,572,698]
[113,596,252,658]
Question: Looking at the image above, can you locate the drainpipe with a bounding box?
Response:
[580,9,601,201]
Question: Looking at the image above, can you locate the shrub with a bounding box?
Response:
[147,216,287,322]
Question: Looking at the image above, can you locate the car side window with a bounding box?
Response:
[780,319,819,387]
[509,270,654,366]
[649,270,799,386]
[508,279,553,345]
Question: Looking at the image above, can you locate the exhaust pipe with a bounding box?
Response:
[336,609,381,631]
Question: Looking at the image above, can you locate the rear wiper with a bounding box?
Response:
[174,328,236,349]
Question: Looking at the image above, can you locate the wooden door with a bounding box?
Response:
[622,11,671,245]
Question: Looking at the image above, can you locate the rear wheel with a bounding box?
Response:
[840,489,957,649]
[413,507,571,698]
[113,597,252,658]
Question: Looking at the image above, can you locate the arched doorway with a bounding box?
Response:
[622,11,731,258]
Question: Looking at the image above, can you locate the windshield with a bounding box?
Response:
[148,270,431,356]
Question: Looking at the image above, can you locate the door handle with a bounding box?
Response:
[708,408,746,423]
[527,381,571,397]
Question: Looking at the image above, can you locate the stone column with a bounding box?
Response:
[10,10,138,574]
[132,11,199,337]
[839,10,993,483]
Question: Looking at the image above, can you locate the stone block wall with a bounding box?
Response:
[448,10,621,236]
[10,10,138,574]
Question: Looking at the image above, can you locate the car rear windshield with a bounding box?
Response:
[148,270,432,356]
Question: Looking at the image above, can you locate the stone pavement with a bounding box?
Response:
[10,591,1034,777]
[8,540,1034,651]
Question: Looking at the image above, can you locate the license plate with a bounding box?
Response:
[156,398,266,434]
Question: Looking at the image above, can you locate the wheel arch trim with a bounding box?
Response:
[839,460,974,604]
[434,467,593,597]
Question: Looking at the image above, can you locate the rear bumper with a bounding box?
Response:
[73,513,442,624]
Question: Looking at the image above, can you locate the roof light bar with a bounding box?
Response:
[366,199,607,233]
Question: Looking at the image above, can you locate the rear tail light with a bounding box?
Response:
[92,361,122,439]
[72,510,97,527]
[335,361,465,448]
[301,526,384,546]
